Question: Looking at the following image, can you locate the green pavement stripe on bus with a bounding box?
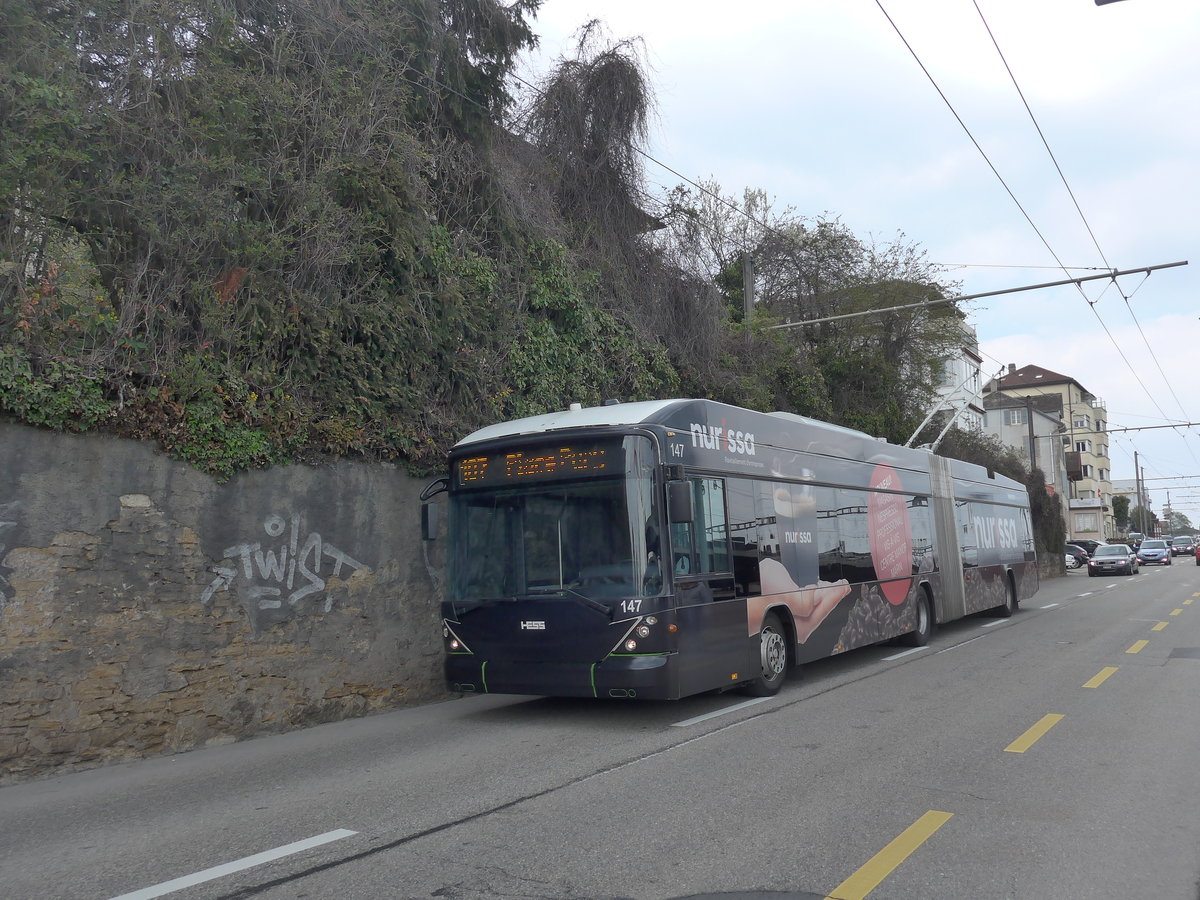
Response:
[590,663,597,698]
[480,661,488,693]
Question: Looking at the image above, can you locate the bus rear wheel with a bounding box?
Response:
[743,612,788,697]
[991,579,1017,618]
[902,593,933,646]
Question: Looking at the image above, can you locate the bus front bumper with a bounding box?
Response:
[445,653,678,700]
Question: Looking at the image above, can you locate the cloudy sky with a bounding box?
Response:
[515,0,1200,523]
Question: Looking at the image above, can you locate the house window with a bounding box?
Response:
[1073,414,1091,429]
[1075,440,1091,454]
[1074,512,1098,533]
[1081,464,1093,479]
[1004,408,1027,426]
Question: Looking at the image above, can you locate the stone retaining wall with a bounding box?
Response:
[0,423,447,782]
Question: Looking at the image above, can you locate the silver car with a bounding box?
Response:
[1088,544,1139,576]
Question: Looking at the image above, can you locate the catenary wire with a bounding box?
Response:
[875,0,1188,450]
[969,0,1195,448]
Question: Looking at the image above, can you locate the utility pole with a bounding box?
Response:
[1134,451,1143,533]
[742,252,754,348]
[1140,463,1148,534]
[1025,396,1037,468]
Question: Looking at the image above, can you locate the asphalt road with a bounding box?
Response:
[3,563,1199,900]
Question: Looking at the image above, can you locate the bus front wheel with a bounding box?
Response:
[743,612,788,697]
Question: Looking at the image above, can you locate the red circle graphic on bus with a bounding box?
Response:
[867,463,913,606]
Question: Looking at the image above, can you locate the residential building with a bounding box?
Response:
[981,392,1069,526]
[984,364,1113,541]
[932,325,984,432]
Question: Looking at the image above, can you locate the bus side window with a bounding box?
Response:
[670,478,730,577]
[814,485,842,584]
[726,478,759,595]
[838,488,875,584]
[755,481,781,568]
[910,496,936,573]
[696,478,730,573]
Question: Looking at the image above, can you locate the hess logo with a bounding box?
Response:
[520,620,546,630]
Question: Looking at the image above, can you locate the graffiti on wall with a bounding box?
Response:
[202,513,366,629]
[0,501,16,603]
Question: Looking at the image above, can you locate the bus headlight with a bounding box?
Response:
[625,639,638,651]
[636,625,651,638]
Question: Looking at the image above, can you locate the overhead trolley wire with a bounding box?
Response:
[969,0,1111,270]
[970,0,1196,453]
[875,0,1192,458]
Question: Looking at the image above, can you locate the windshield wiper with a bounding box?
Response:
[516,586,611,616]
[456,590,609,616]
[454,596,519,613]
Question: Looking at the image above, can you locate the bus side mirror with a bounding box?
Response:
[667,481,693,523]
[421,503,438,541]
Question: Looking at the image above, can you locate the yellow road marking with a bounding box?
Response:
[824,810,953,900]
[1170,609,1183,616]
[1152,622,1169,632]
[1127,640,1149,654]
[1005,714,1064,753]
[1185,598,1195,605]
[1083,667,1118,688]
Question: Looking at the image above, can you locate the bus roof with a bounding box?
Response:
[456,399,877,449]
[454,400,687,448]
[452,399,1026,500]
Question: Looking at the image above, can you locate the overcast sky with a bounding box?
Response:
[516,0,1200,523]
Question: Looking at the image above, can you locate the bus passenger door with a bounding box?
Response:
[670,477,747,696]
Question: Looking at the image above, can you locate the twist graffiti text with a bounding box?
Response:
[202,513,366,614]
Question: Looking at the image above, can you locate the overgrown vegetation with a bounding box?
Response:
[1,0,1038,544]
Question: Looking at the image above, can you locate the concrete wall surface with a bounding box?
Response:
[0,422,447,782]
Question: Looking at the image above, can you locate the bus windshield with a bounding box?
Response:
[446,437,661,611]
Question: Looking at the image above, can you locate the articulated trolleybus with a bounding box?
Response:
[422,399,1038,700]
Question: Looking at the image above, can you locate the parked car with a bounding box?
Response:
[1128,531,1145,549]
[1195,544,1200,567]
[1065,544,1088,569]
[1088,544,1139,576]
[1136,538,1172,566]
[1170,536,1196,556]
[1072,539,1108,556]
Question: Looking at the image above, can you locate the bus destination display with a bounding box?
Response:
[456,444,617,487]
